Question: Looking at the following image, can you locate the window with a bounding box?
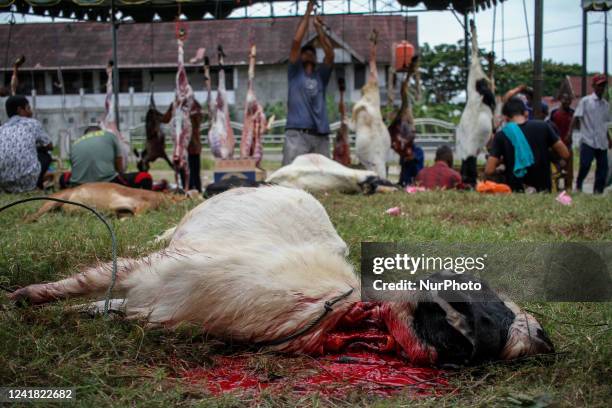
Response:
[209,67,234,91]
[354,64,366,90]
[82,72,94,93]
[33,72,46,95]
[119,70,143,92]
[62,72,81,94]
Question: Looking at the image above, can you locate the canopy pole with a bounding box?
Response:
[582,9,588,97]
[464,12,469,95]
[604,10,608,80]
[533,0,543,119]
[111,0,121,131]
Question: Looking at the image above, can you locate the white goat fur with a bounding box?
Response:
[352,36,391,179]
[455,24,494,161]
[14,187,360,353]
[266,153,377,193]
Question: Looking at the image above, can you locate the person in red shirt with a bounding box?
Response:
[415,145,462,189]
[549,93,575,190]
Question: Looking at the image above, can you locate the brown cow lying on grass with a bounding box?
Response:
[25,182,199,222]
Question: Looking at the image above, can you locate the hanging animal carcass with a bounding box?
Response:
[11,186,554,366]
[135,93,174,172]
[332,77,351,166]
[102,61,131,173]
[208,46,235,159]
[352,30,391,179]
[388,56,419,160]
[240,44,270,166]
[455,21,496,184]
[170,32,196,189]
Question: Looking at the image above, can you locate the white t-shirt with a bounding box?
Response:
[574,93,610,150]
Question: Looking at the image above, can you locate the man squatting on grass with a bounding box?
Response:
[282,0,335,165]
[0,95,53,193]
[60,126,153,190]
[485,97,570,192]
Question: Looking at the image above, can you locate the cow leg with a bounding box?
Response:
[9,257,138,306]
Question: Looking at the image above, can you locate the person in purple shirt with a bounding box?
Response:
[282,0,335,166]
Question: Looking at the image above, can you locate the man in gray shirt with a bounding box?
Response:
[282,0,335,166]
[572,74,611,194]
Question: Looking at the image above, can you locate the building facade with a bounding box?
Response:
[0,15,418,143]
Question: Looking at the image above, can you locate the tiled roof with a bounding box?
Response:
[0,15,417,70]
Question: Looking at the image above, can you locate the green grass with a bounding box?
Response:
[0,190,610,407]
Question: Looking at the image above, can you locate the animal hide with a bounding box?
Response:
[240,45,268,166]
[352,30,391,179]
[208,46,235,159]
[455,22,495,161]
[137,95,173,172]
[12,186,553,365]
[332,77,351,166]
[101,62,130,172]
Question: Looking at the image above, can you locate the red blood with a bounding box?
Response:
[177,301,448,397]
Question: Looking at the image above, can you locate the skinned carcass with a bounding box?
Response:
[240,44,269,166]
[267,153,396,194]
[352,30,391,179]
[388,56,419,160]
[455,21,496,184]
[11,186,553,366]
[170,33,195,190]
[208,46,235,159]
[102,61,130,172]
[332,77,351,166]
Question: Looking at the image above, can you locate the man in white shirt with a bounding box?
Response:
[572,74,611,194]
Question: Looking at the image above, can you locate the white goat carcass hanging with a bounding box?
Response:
[455,21,495,162]
[352,30,391,179]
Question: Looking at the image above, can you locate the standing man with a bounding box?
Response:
[0,95,52,193]
[283,0,335,165]
[549,92,575,190]
[572,74,611,194]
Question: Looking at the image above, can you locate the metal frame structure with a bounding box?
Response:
[581,1,610,96]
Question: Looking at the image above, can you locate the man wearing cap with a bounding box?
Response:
[571,74,611,194]
[282,0,335,165]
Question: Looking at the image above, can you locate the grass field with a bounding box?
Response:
[0,190,610,407]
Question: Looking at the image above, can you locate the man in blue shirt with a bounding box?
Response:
[282,0,335,166]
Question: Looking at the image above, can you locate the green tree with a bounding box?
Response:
[419,41,584,102]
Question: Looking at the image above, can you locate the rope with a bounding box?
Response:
[491,3,497,56]
[0,197,118,315]
[255,288,354,347]
[3,12,15,76]
[522,0,533,60]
